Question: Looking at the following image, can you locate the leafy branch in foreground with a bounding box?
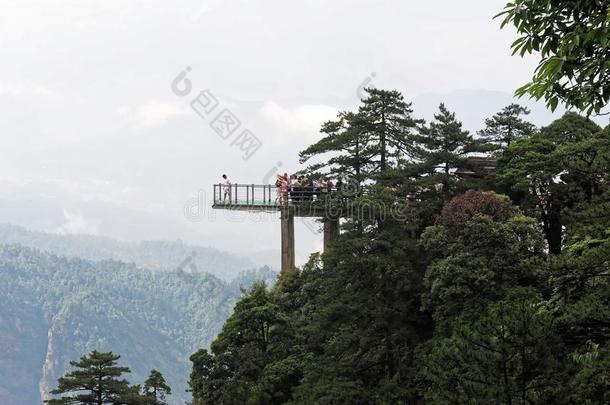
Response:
[497,0,610,115]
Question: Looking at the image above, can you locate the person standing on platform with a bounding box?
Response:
[275,175,282,204]
[222,174,232,203]
[280,173,290,205]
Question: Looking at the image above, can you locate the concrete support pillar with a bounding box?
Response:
[280,208,295,273]
[323,219,339,252]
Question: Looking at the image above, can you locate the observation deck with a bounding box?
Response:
[211,183,351,272]
[211,183,351,217]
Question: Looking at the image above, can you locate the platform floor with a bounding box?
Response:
[212,201,344,218]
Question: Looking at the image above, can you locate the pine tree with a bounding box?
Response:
[45,351,132,405]
[423,292,565,404]
[299,111,376,187]
[478,103,535,150]
[121,385,149,405]
[189,349,220,405]
[410,103,479,196]
[287,219,432,404]
[189,283,290,405]
[358,88,420,179]
[300,88,420,187]
[143,370,171,405]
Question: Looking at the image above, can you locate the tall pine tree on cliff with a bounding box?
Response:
[45,351,132,405]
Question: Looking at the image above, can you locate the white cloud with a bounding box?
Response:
[0,80,61,100]
[55,210,101,235]
[259,101,338,139]
[125,100,190,129]
[191,0,224,21]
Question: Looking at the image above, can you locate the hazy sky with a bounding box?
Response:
[0,0,601,267]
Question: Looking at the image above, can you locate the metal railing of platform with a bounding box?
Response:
[212,184,345,207]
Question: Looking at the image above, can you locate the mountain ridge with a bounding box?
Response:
[0,223,275,281]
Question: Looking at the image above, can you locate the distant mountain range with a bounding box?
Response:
[0,223,272,281]
[0,226,277,405]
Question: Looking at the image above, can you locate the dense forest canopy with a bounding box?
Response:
[189,89,610,404]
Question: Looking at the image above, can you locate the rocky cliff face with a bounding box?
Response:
[39,327,55,403]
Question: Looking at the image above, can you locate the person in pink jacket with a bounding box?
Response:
[280,173,289,205]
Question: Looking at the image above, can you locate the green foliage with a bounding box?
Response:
[421,191,544,328]
[191,221,433,404]
[497,0,610,114]
[45,351,133,405]
[423,292,565,404]
[496,112,610,253]
[358,88,421,175]
[551,238,610,344]
[46,353,174,405]
[549,237,610,404]
[299,111,376,186]
[478,103,536,150]
[183,90,610,404]
[409,103,481,196]
[143,370,172,405]
[566,341,610,404]
[288,227,430,404]
[300,88,420,186]
[189,283,297,405]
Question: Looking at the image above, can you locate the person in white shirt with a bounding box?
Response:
[222,174,232,203]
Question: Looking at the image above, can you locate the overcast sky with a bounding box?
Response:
[1,0,603,268]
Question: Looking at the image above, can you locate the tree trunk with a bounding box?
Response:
[97,368,103,405]
[546,205,562,255]
[380,113,387,172]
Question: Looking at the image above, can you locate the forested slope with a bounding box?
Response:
[0,244,276,405]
